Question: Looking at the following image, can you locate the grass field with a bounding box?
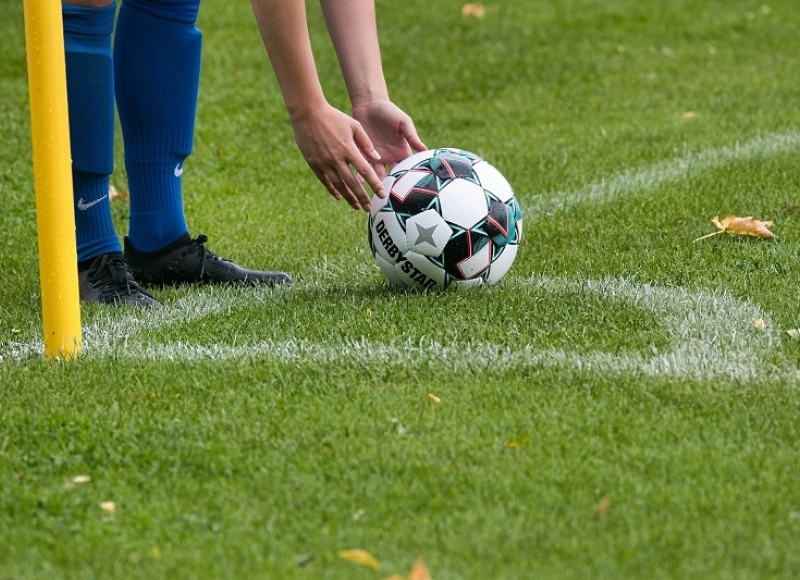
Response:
[3,0,800,578]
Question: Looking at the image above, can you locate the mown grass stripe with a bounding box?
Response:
[527,131,800,213]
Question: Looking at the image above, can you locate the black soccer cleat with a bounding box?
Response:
[78,253,161,307]
[123,234,292,287]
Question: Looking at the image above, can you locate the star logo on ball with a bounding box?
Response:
[414,223,438,246]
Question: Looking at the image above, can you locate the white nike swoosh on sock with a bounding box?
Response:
[77,195,109,211]
[174,163,184,177]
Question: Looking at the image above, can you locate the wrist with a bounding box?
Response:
[348,78,390,109]
[286,93,330,123]
[351,92,390,112]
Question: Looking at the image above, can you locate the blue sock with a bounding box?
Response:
[63,2,122,262]
[114,0,202,253]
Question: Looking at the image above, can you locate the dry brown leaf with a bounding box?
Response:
[462,3,486,17]
[713,215,775,238]
[109,184,129,200]
[694,214,775,241]
[408,559,433,580]
[595,496,610,518]
[338,549,380,571]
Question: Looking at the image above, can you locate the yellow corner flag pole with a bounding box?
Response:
[23,0,82,359]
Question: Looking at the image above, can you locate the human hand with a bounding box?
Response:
[291,101,385,212]
[352,99,427,179]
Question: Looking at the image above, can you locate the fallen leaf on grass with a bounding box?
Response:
[382,559,433,580]
[786,329,800,339]
[108,184,129,200]
[713,215,775,238]
[100,501,116,516]
[64,474,91,490]
[408,559,432,580]
[694,214,775,242]
[338,549,380,570]
[753,318,766,330]
[507,435,531,449]
[595,496,611,517]
[462,3,485,17]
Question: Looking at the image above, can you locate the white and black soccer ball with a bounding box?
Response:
[368,148,523,290]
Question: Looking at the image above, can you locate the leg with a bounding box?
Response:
[62,0,119,262]
[63,0,158,306]
[115,0,290,287]
[113,0,201,253]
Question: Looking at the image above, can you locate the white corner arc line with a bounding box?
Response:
[127,276,781,381]
[1,276,785,381]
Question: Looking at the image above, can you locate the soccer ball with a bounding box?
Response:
[368,148,522,290]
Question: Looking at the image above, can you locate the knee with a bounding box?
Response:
[120,0,201,24]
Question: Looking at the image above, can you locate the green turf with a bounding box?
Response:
[3,0,800,578]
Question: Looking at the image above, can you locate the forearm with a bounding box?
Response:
[249,0,403,211]
[250,0,327,120]
[319,0,389,106]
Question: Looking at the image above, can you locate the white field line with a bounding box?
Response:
[525,131,800,213]
[131,277,780,381]
[123,277,783,380]
[1,276,786,381]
